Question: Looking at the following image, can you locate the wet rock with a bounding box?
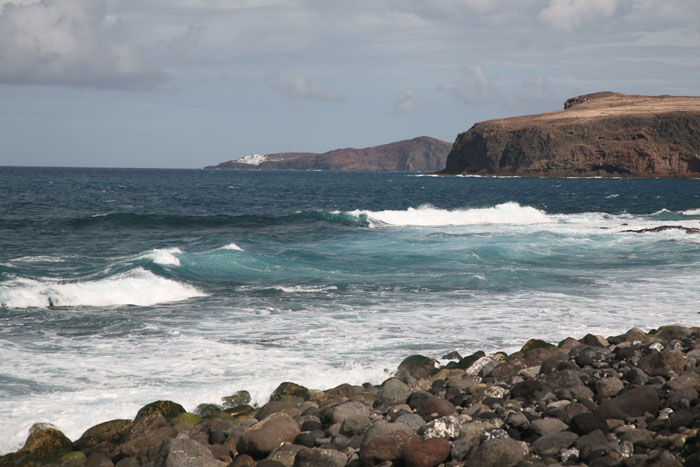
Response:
[154,437,221,467]
[455,351,486,370]
[271,382,310,402]
[466,438,526,467]
[293,447,346,467]
[402,438,451,467]
[583,334,609,347]
[75,419,132,451]
[135,401,185,422]
[256,401,300,421]
[237,412,301,457]
[395,355,437,388]
[120,413,177,459]
[521,339,555,353]
[222,390,252,409]
[18,425,74,461]
[194,403,224,419]
[359,430,419,466]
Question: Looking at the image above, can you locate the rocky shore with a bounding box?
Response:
[3,326,700,467]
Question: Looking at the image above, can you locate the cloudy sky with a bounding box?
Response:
[1,0,699,168]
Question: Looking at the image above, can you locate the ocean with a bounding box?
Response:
[1,166,699,453]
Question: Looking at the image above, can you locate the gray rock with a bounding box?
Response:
[450,437,473,462]
[293,447,347,467]
[575,429,609,462]
[339,415,370,436]
[322,401,370,426]
[531,417,569,436]
[595,386,660,420]
[595,377,624,398]
[154,438,220,467]
[237,412,301,456]
[623,368,649,385]
[506,411,530,430]
[466,438,526,467]
[378,378,410,405]
[532,431,579,456]
[267,443,304,467]
[621,428,653,446]
[394,413,426,431]
[360,420,414,449]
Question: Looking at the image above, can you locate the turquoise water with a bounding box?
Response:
[1,167,700,452]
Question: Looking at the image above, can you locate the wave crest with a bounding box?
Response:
[0,268,205,308]
[347,202,550,227]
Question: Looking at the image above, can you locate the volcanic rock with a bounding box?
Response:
[441,92,700,178]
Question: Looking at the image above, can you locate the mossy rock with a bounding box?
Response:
[134,400,185,422]
[456,351,486,369]
[57,451,88,466]
[493,351,508,362]
[222,390,252,408]
[194,403,224,418]
[397,354,437,380]
[520,339,554,353]
[21,425,74,460]
[75,419,132,450]
[430,368,451,382]
[270,382,310,402]
[172,412,202,425]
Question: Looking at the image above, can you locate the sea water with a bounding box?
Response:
[1,167,699,452]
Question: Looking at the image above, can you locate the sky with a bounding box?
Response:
[0,0,699,168]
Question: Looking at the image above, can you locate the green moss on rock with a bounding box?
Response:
[21,425,74,461]
[135,400,185,422]
[456,351,486,369]
[270,382,310,402]
[194,403,224,418]
[222,390,252,408]
[75,419,132,450]
[520,339,555,353]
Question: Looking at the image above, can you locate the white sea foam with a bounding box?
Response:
[348,202,550,227]
[273,285,338,293]
[219,242,244,251]
[138,248,182,266]
[0,268,204,308]
[682,208,700,216]
[605,194,619,199]
[10,256,66,263]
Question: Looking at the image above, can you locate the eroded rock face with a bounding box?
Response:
[206,136,452,172]
[441,92,700,178]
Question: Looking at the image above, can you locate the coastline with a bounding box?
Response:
[4,325,699,467]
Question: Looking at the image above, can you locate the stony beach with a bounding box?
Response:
[3,325,699,467]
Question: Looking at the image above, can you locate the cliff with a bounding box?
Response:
[206,136,452,172]
[441,92,700,177]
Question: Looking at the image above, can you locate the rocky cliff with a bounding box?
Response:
[441,92,700,177]
[206,136,451,172]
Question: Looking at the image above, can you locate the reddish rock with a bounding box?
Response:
[418,396,456,417]
[639,350,686,376]
[237,412,301,457]
[441,92,700,178]
[595,386,660,420]
[119,413,177,458]
[232,453,256,467]
[359,430,420,466]
[402,438,451,467]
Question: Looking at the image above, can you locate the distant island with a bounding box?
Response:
[440,92,700,178]
[204,136,451,172]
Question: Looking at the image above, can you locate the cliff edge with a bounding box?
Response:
[440,92,700,177]
[206,136,451,172]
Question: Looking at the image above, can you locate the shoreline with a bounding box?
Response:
[3,325,699,466]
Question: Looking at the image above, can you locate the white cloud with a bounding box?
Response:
[265,71,343,102]
[540,0,619,31]
[444,65,499,105]
[0,0,167,89]
[393,89,416,114]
